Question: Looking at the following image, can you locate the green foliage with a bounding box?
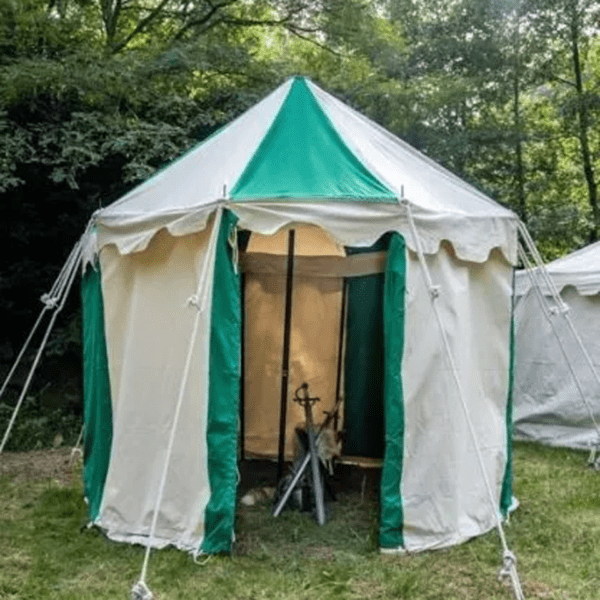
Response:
[3,0,600,362]
[0,394,81,451]
[0,110,32,192]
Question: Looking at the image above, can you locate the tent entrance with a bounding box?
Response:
[343,236,393,460]
[238,225,389,468]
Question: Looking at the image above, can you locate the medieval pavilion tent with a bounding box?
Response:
[514,241,600,449]
[79,76,520,562]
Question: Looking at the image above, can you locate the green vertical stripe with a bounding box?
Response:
[201,210,241,554]
[500,268,516,518]
[81,262,113,522]
[379,233,406,549]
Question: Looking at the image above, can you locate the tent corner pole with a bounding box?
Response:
[277,229,295,485]
[334,280,348,433]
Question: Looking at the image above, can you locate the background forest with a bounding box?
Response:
[2,0,600,444]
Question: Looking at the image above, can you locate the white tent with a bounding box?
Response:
[80,76,519,558]
[514,241,600,449]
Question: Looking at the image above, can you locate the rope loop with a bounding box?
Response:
[130,580,155,600]
[549,304,569,316]
[186,295,201,309]
[498,550,516,582]
[588,444,600,470]
[428,285,441,300]
[69,446,83,466]
[40,293,59,309]
[498,549,526,600]
[192,549,212,566]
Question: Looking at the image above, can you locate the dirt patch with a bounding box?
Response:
[302,545,335,561]
[0,447,79,487]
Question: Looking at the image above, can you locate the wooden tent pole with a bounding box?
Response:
[333,280,347,433]
[277,229,295,485]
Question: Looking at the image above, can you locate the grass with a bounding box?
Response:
[1,443,600,599]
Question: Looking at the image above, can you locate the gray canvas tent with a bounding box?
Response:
[514,241,600,449]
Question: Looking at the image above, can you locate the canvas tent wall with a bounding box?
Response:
[81,76,519,557]
[514,242,600,449]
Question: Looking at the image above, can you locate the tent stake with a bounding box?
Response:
[277,229,295,485]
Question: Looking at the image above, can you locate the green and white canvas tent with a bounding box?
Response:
[514,241,600,449]
[81,76,519,557]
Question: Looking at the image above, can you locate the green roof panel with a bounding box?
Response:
[231,78,396,202]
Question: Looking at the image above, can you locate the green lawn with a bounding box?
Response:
[1,443,599,599]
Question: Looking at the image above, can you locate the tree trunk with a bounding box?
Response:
[512,12,527,223]
[569,2,599,241]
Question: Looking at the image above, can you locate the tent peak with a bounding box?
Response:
[230,75,397,202]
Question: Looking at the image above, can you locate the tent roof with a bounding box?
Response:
[91,77,518,264]
[516,241,600,296]
[230,78,396,201]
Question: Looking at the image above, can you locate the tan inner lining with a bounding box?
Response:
[243,225,347,460]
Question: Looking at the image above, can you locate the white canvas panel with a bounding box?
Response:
[90,199,517,269]
[232,200,405,247]
[514,287,600,449]
[306,81,508,218]
[91,206,214,258]
[401,244,512,552]
[97,224,215,550]
[232,201,517,265]
[516,241,600,297]
[99,79,293,221]
[307,80,517,264]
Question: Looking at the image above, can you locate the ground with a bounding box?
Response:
[1,444,599,599]
[0,447,76,486]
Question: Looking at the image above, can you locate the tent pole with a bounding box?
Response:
[333,280,347,433]
[277,229,295,485]
[240,271,246,461]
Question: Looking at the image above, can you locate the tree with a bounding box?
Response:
[0,0,380,358]
[527,0,600,241]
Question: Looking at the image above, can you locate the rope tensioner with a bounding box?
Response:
[498,550,517,581]
[131,580,154,600]
[0,234,85,454]
[428,285,441,300]
[498,550,525,600]
[40,293,59,309]
[186,294,201,309]
[548,305,569,316]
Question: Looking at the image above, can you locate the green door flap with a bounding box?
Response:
[201,210,242,554]
[81,262,113,522]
